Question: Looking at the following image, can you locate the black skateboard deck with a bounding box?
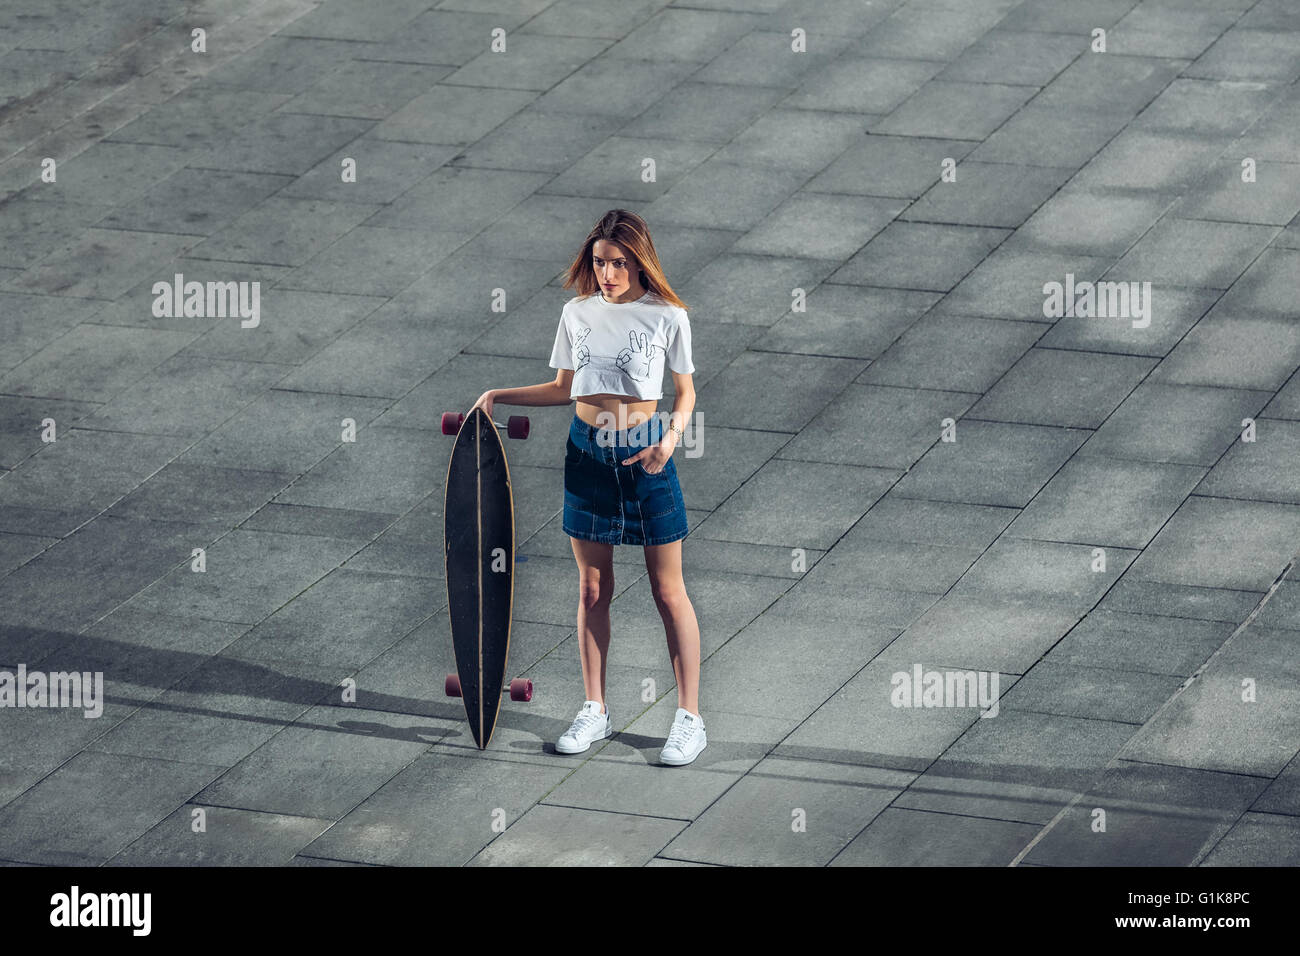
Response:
[444,406,515,749]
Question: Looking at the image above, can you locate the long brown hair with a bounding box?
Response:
[562,210,688,310]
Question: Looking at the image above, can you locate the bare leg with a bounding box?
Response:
[570,537,614,713]
[644,539,700,715]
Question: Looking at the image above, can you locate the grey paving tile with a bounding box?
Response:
[660,756,914,865]
[1022,760,1266,866]
[0,750,225,865]
[127,527,363,625]
[893,419,1089,508]
[276,138,458,204]
[842,492,1018,550]
[1069,128,1232,192]
[967,104,1129,168]
[693,457,895,550]
[1183,29,1300,82]
[202,36,371,94]
[732,193,906,259]
[892,710,1137,825]
[832,222,1009,291]
[1097,579,1261,624]
[371,82,535,145]
[858,313,1045,392]
[275,226,462,297]
[618,80,789,146]
[1111,217,1277,289]
[1002,660,1182,724]
[469,803,685,866]
[758,557,941,631]
[833,806,1040,865]
[1202,812,1300,866]
[1149,315,1300,390]
[1034,50,1185,116]
[643,158,802,232]
[951,537,1136,612]
[1254,581,1300,632]
[808,133,978,198]
[873,80,1036,140]
[302,751,571,866]
[1079,381,1272,465]
[756,285,941,358]
[0,292,104,373]
[901,162,1074,229]
[1128,496,1300,592]
[532,57,683,119]
[1004,188,1170,257]
[1006,455,1206,549]
[967,347,1156,428]
[1133,77,1280,137]
[852,1,1011,60]
[279,0,435,42]
[1254,750,1300,816]
[98,168,294,236]
[937,28,1082,85]
[195,703,437,818]
[1036,286,1217,357]
[774,649,1013,771]
[85,653,348,766]
[1213,247,1300,319]
[997,0,1139,32]
[1232,91,1300,160]
[24,141,189,207]
[711,111,865,177]
[938,248,1111,320]
[696,350,866,431]
[175,289,385,365]
[784,56,943,114]
[1107,2,1240,58]
[1264,369,1300,420]
[105,462,292,530]
[691,28,860,88]
[1045,608,1235,678]
[8,227,200,299]
[361,8,532,65]
[0,322,197,401]
[1195,418,1300,504]
[455,109,629,177]
[190,197,381,267]
[778,383,980,469]
[1120,625,1300,776]
[108,805,335,865]
[103,83,291,150]
[887,591,1082,674]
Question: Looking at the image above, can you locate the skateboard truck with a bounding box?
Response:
[444,674,534,702]
[441,411,530,440]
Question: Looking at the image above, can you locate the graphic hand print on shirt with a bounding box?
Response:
[615,330,662,381]
[573,326,591,371]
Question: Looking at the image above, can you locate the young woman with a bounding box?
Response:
[470,209,705,766]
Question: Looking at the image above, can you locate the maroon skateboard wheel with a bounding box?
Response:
[441,412,464,436]
[509,678,533,702]
[445,673,462,698]
[506,415,530,440]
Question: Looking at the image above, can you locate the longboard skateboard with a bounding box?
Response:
[441,406,534,749]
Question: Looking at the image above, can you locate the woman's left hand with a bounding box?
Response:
[624,442,672,474]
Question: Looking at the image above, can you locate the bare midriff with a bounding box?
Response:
[575,394,659,432]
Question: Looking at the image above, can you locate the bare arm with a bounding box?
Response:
[472,370,573,415]
[660,372,695,453]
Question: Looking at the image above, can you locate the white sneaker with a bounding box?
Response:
[660,707,706,766]
[556,700,612,754]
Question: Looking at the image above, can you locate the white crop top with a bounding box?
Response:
[549,290,695,400]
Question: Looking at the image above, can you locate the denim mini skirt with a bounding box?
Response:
[563,413,689,547]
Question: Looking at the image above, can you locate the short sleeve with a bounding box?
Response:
[666,309,695,374]
[549,311,574,369]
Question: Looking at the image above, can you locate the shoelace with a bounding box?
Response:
[665,718,696,751]
[565,711,600,738]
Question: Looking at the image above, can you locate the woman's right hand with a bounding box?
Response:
[471,390,496,419]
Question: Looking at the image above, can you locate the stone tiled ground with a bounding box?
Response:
[1,0,1298,866]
